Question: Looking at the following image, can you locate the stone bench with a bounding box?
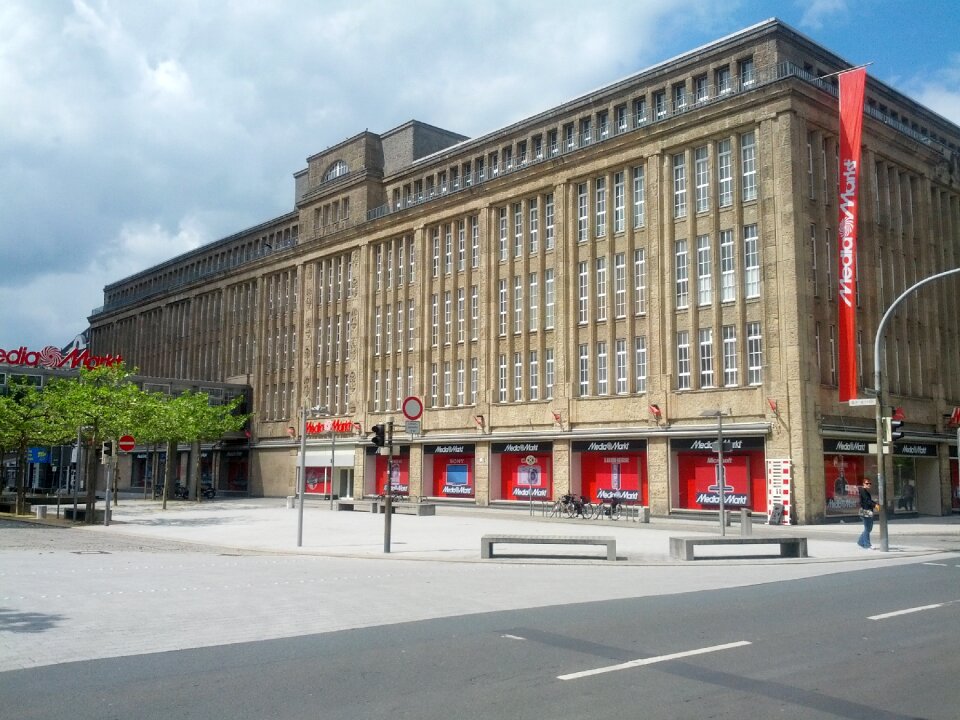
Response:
[62,507,106,522]
[669,535,808,561]
[336,499,379,512]
[376,501,436,516]
[481,534,617,561]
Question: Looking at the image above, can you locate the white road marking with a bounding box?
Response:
[501,634,526,640]
[558,640,752,680]
[923,562,948,567]
[869,603,947,620]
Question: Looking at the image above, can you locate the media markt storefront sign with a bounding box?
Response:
[492,442,553,501]
[423,443,476,499]
[0,345,123,370]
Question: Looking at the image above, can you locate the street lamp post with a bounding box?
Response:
[700,409,729,536]
[296,405,324,547]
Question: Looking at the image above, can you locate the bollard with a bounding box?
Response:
[286,496,295,509]
[740,508,752,537]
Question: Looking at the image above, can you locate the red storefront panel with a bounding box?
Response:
[581,453,646,505]
[305,467,330,495]
[375,455,409,496]
[677,451,766,510]
[432,455,475,498]
[501,454,552,500]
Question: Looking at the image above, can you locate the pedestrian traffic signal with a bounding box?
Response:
[370,424,386,447]
[101,440,114,464]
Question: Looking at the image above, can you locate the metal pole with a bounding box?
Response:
[384,420,394,553]
[297,407,306,547]
[329,426,336,511]
[73,427,81,521]
[717,413,726,536]
[103,458,112,527]
[872,267,960,552]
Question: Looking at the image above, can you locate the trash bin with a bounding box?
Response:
[33,505,47,519]
[286,496,296,509]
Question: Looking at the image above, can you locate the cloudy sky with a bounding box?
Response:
[2,0,959,352]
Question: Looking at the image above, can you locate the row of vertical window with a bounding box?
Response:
[675,322,763,391]
[429,288,480,348]
[497,349,556,403]
[671,132,757,219]
[673,225,760,310]
[428,360,480,409]
[497,195,556,260]
[375,237,416,291]
[432,218,481,276]
[500,271,558,335]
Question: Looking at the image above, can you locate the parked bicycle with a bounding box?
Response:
[551,494,590,519]
[590,497,624,521]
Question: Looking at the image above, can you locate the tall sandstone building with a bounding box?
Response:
[89,19,960,523]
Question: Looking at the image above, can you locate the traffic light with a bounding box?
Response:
[101,440,114,464]
[882,417,905,444]
[370,424,386,448]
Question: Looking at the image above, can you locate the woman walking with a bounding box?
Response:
[857,479,877,549]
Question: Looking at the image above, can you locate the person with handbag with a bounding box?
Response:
[857,479,878,549]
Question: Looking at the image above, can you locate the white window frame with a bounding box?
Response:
[697,234,712,307]
[744,224,760,298]
[675,239,689,309]
[695,146,710,213]
[677,330,691,390]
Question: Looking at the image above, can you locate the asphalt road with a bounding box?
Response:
[3,520,959,719]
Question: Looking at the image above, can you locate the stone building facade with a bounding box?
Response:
[87,19,960,523]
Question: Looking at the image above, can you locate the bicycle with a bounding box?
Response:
[550,494,580,518]
[591,498,623,521]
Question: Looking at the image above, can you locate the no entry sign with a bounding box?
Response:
[118,435,135,452]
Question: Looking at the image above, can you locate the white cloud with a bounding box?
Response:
[798,0,849,31]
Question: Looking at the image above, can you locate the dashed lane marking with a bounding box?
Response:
[558,640,752,681]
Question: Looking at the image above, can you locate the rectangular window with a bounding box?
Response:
[431,364,438,406]
[513,203,523,258]
[548,129,558,155]
[498,355,507,402]
[741,131,757,202]
[498,280,507,336]
[677,331,691,390]
[529,350,539,401]
[718,139,733,207]
[457,220,466,271]
[577,183,589,242]
[613,171,625,233]
[457,288,465,343]
[431,230,440,277]
[470,358,478,404]
[747,322,763,385]
[744,224,760,298]
[596,257,607,321]
[545,348,555,399]
[528,272,538,331]
[579,344,589,396]
[471,285,479,341]
[443,361,452,406]
[578,261,589,324]
[595,176,606,237]
[545,269,555,329]
[514,353,523,402]
[810,223,819,296]
[444,291,451,344]
[695,146,710,212]
[529,199,539,254]
[633,96,647,126]
[673,82,686,112]
[697,234,712,306]
[615,338,627,394]
[716,65,731,95]
[675,239,689,309]
[614,252,626,318]
[615,105,627,132]
[673,153,687,218]
[596,341,608,395]
[722,325,738,386]
[634,248,647,315]
[498,207,508,261]
[471,216,480,268]
[598,110,608,138]
[720,229,735,302]
[444,224,453,274]
[699,328,714,388]
[694,74,708,103]
[825,227,833,301]
[408,303,415,349]
[565,123,575,151]
[457,360,465,405]
[635,336,647,393]
[513,275,523,334]
[580,117,592,145]
[632,165,645,227]
[654,90,666,119]
[807,132,816,199]
[430,296,438,347]
[545,193,555,249]
[739,57,755,87]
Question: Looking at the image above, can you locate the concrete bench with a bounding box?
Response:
[669,535,808,561]
[63,507,106,522]
[376,501,436,516]
[336,499,379,512]
[481,534,617,561]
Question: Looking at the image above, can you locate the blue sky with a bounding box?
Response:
[2,0,958,353]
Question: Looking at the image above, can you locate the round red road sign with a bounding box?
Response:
[118,435,135,452]
[402,396,423,421]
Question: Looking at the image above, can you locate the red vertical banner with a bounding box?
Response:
[837,67,866,402]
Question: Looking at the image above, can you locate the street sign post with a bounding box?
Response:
[402,396,423,421]
[118,435,135,453]
[848,398,877,407]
